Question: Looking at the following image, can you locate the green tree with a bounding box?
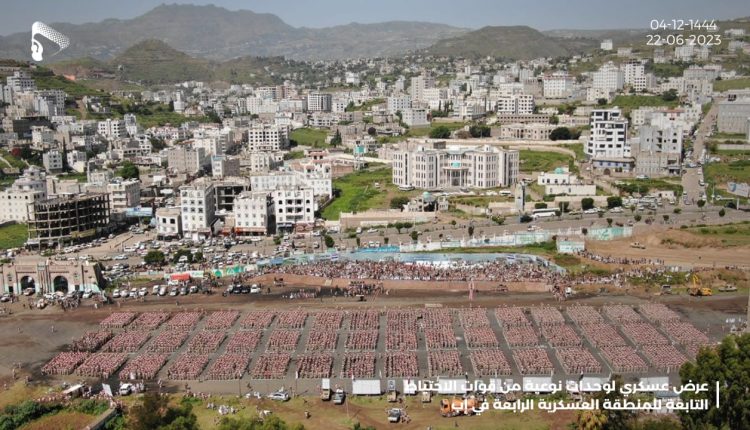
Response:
[324,235,335,248]
[330,130,342,147]
[576,409,607,430]
[129,393,198,430]
[661,88,678,102]
[410,230,419,242]
[117,161,140,180]
[491,216,505,225]
[367,127,376,136]
[429,125,451,139]
[606,218,613,227]
[389,196,410,210]
[697,199,706,209]
[549,127,572,141]
[673,208,682,214]
[549,115,559,125]
[679,333,750,430]
[581,197,595,211]
[469,125,491,138]
[559,201,570,213]
[468,225,474,237]
[144,250,165,265]
[719,208,726,217]
[597,98,607,106]
[606,196,623,209]
[534,202,548,209]
[634,214,642,222]
[663,214,670,223]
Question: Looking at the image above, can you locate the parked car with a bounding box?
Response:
[119,383,134,396]
[332,389,346,405]
[267,391,290,402]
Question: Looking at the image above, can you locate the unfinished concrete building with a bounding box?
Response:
[26,193,111,248]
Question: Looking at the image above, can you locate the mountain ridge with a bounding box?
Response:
[0,3,467,61]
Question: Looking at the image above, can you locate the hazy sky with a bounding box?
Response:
[1,0,748,35]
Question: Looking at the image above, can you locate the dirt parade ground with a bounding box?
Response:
[0,278,746,398]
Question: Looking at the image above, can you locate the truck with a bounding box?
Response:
[630,242,646,249]
[320,378,331,401]
[387,380,397,402]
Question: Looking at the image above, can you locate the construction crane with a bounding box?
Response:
[689,273,712,297]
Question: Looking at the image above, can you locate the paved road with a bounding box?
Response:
[682,103,718,204]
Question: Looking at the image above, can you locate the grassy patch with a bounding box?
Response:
[322,166,392,220]
[615,178,683,195]
[712,132,747,140]
[704,159,750,185]
[284,151,305,160]
[687,221,750,247]
[449,195,513,207]
[714,77,750,92]
[519,150,575,173]
[0,151,28,169]
[0,223,27,249]
[561,143,586,159]
[290,128,329,148]
[31,70,104,97]
[608,95,677,114]
[57,172,88,182]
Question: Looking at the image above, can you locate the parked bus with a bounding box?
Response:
[531,208,558,220]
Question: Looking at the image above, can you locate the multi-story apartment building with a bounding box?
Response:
[542,72,574,99]
[410,72,435,101]
[167,146,209,175]
[155,207,182,239]
[106,178,141,213]
[179,183,216,240]
[495,94,535,115]
[387,96,412,114]
[306,92,332,112]
[593,63,624,92]
[401,108,429,126]
[233,191,273,235]
[42,149,63,172]
[632,125,684,177]
[0,167,48,222]
[211,155,240,178]
[246,124,289,152]
[586,108,629,159]
[6,70,35,93]
[272,187,315,232]
[97,119,126,139]
[250,172,332,200]
[623,60,650,92]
